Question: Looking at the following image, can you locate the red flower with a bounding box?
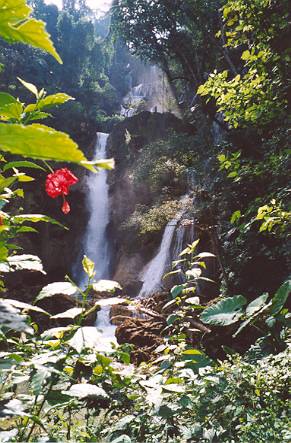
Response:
[45,168,78,214]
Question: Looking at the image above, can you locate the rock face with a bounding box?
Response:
[107,111,196,296]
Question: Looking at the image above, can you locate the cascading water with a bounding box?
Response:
[80,132,110,285]
[138,219,179,298]
[138,196,190,298]
[78,132,116,341]
[95,305,116,341]
[121,64,180,118]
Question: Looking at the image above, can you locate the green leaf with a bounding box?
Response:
[31,366,51,395]
[245,293,269,316]
[13,214,66,229]
[68,326,116,353]
[51,307,82,320]
[35,282,76,303]
[82,255,95,278]
[200,295,247,326]
[158,404,175,418]
[0,174,17,192]
[0,92,18,108]
[162,384,185,393]
[3,160,46,172]
[171,284,185,298]
[0,102,23,121]
[17,77,38,97]
[230,210,241,224]
[194,252,216,259]
[241,50,251,61]
[182,349,202,355]
[269,280,290,315]
[91,280,122,294]
[163,269,182,279]
[0,0,62,63]
[85,158,115,170]
[4,299,49,315]
[0,254,45,274]
[64,383,109,400]
[25,93,74,112]
[0,123,91,168]
[167,313,179,325]
[0,299,33,333]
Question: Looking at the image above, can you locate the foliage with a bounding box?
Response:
[0,0,61,63]
[1,252,289,442]
[197,0,289,127]
[201,280,290,352]
[0,0,130,145]
[122,200,181,236]
[112,0,223,93]
[133,133,195,196]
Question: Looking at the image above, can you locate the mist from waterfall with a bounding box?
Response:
[121,64,180,118]
[79,132,110,286]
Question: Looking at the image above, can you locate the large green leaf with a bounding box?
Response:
[200,295,247,326]
[0,299,33,333]
[68,326,117,353]
[0,0,62,63]
[245,293,269,316]
[0,123,91,167]
[0,254,45,274]
[35,282,77,303]
[63,384,109,400]
[269,280,291,316]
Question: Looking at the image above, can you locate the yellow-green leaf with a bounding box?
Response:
[25,93,74,113]
[0,123,91,167]
[0,0,62,64]
[17,77,38,97]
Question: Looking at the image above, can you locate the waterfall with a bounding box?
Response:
[121,64,180,117]
[80,132,110,286]
[95,305,117,343]
[138,196,190,298]
[138,219,179,298]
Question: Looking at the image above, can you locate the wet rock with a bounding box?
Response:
[113,253,144,297]
[110,303,150,325]
[115,317,165,364]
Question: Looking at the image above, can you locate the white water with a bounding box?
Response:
[81,132,110,285]
[79,132,117,340]
[95,305,117,344]
[138,198,189,298]
[121,64,180,118]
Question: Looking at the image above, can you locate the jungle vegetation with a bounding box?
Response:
[0,0,289,442]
